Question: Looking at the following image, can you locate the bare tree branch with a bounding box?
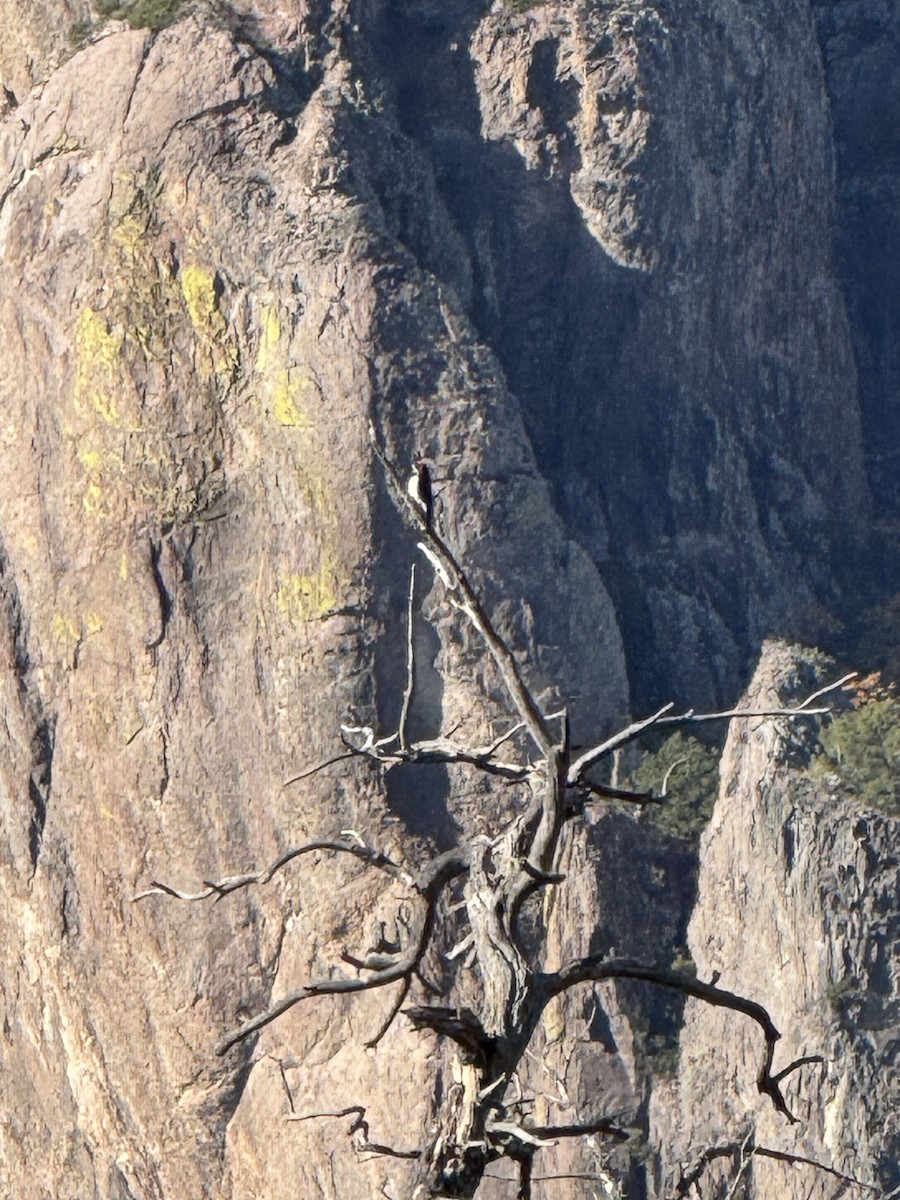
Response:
[381,738,530,781]
[283,751,360,787]
[287,1105,421,1160]
[567,780,661,811]
[369,424,555,757]
[773,1054,825,1084]
[795,671,858,710]
[567,701,833,786]
[539,957,805,1122]
[217,956,418,1056]
[133,838,414,903]
[676,1137,879,1197]
[365,976,412,1049]
[523,1117,630,1142]
[215,847,471,1055]
[567,704,674,783]
[751,1146,877,1193]
[653,704,830,731]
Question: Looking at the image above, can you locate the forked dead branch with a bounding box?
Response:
[137,435,858,1199]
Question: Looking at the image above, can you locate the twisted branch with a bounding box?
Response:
[539,957,809,1122]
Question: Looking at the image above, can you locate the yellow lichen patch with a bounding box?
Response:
[112,214,147,266]
[272,372,314,428]
[255,303,318,427]
[181,264,218,329]
[276,555,341,622]
[84,481,110,518]
[51,610,103,647]
[76,442,116,518]
[255,305,281,375]
[51,613,80,645]
[74,308,124,426]
[77,446,104,474]
[119,552,129,582]
[297,464,337,522]
[180,263,238,382]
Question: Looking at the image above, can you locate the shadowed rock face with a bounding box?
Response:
[0,2,894,1198]
[359,0,870,709]
[811,0,900,536]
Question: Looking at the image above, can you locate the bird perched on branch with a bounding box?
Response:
[407,454,433,529]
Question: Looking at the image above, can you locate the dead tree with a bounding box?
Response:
[137,432,858,1199]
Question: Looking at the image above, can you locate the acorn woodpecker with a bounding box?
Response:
[407,455,433,528]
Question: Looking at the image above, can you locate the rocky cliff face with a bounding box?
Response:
[0,9,625,1198]
[651,643,900,1199]
[0,2,895,1198]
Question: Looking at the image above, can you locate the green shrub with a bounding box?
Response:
[68,18,94,47]
[70,0,184,44]
[812,698,900,814]
[628,732,720,840]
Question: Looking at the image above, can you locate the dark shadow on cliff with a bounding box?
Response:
[352,0,679,707]
[811,1,900,545]
[350,0,865,716]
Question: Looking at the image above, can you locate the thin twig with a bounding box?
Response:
[796,671,858,710]
[399,563,416,751]
[283,751,359,787]
[365,976,412,1049]
[773,1053,825,1084]
[724,1129,755,1200]
[268,1055,296,1113]
[661,756,688,796]
[752,1145,878,1192]
[287,1105,421,1160]
[483,721,527,755]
